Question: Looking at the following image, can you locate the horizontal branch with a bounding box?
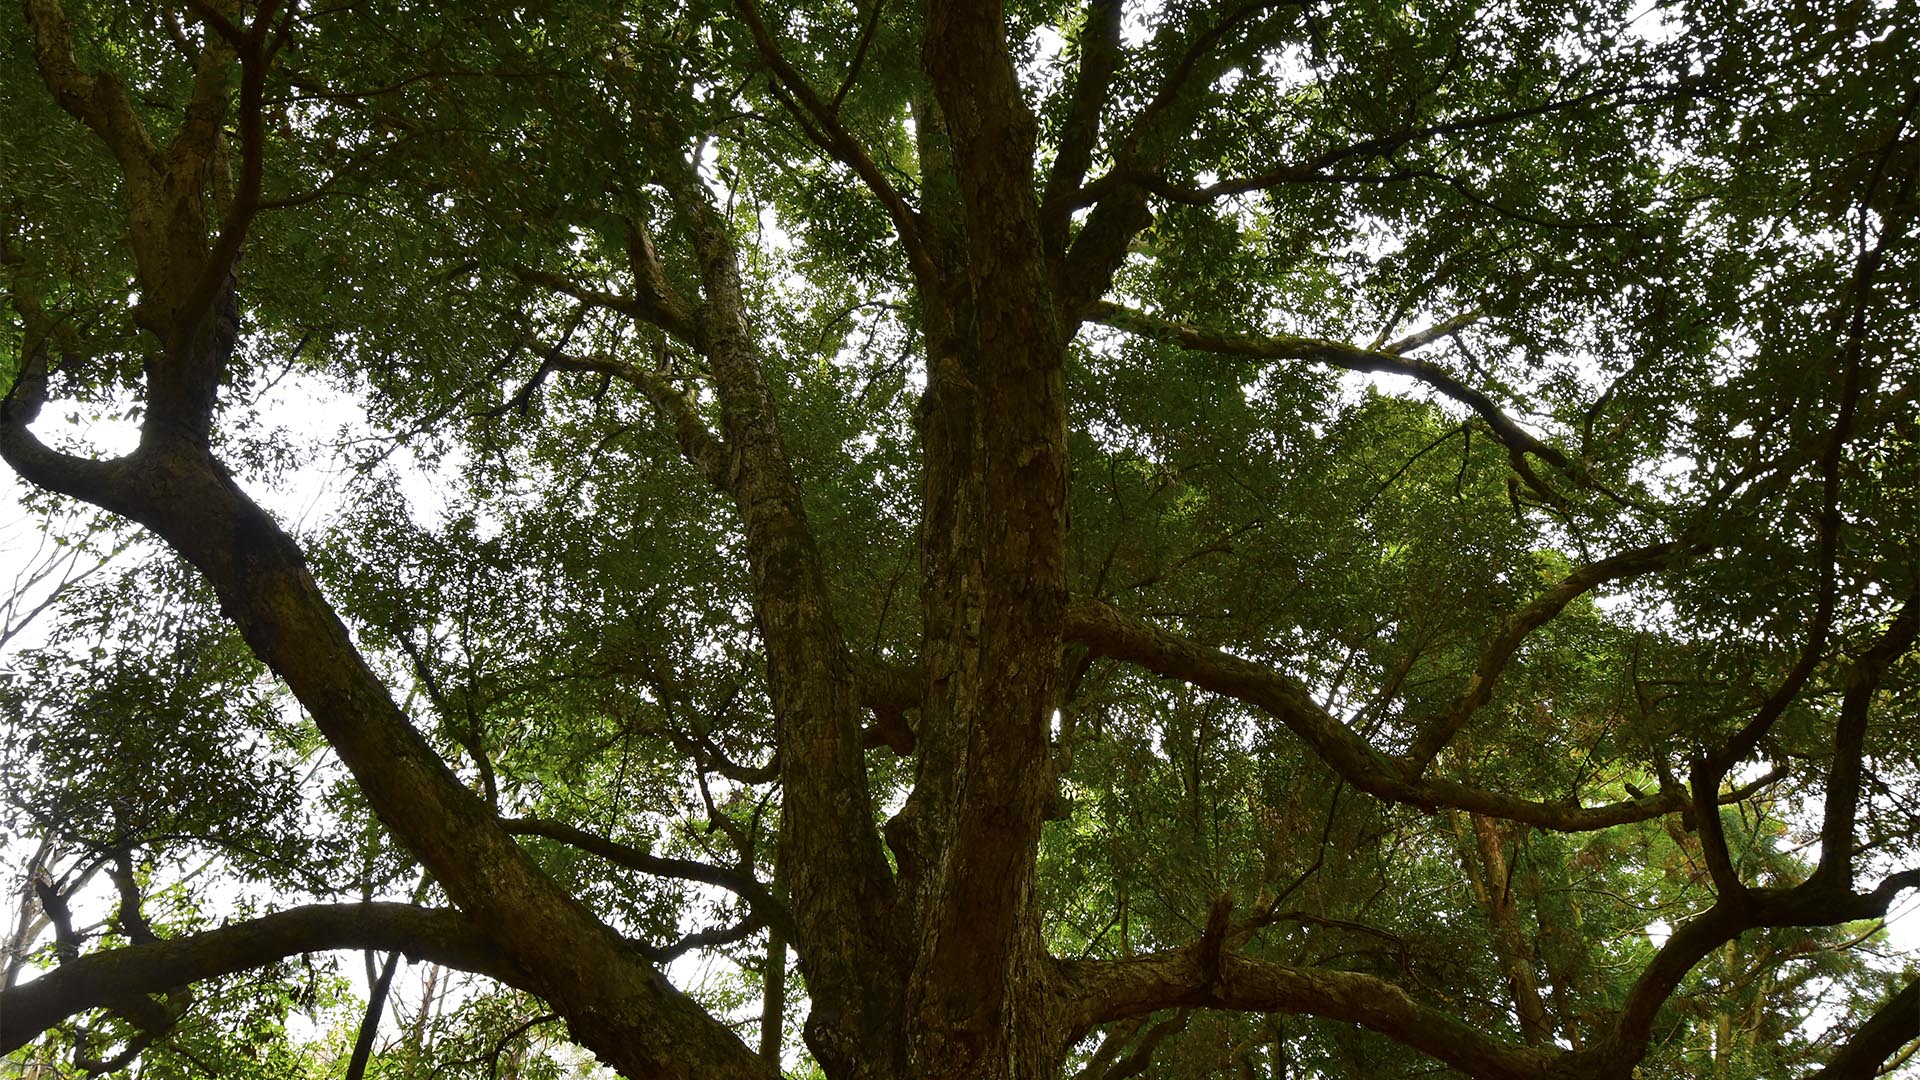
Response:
[1055,946,1559,1080]
[499,816,793,939]
[1086,301,1568,468]
[0,904,524,1055]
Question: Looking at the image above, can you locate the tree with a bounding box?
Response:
[0,0,1915,1077]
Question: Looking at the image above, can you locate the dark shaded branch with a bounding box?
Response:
[1066,596,1689,831]
[828,0,886,113]
[1082,1010,1190,1080]
[640,915,766,964]
[1055,949,1560,1080]
[344,950,402,1080]
[0,904,525,1055]
[498,816,793,939]
[1086,301,1568,469]
[1408,540,1699,766]
[1806,978,1918,1080]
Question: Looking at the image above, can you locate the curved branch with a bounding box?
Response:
[1066,596,1689,831]
[499,816,793,939]
[1085,300,1569,468]
[1054,949,1560,1080]
[1408,539,1699,766]
[0,904,524,1055]
[548,353,731,491]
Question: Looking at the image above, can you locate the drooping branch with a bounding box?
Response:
[499,816,793,938]
[1065,596,1692,831]
[1085,301,1571,470]
[0,904,524,1055]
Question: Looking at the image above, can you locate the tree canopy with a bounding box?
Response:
[0,0,1916,1078]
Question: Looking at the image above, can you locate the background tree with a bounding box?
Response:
[1,0,1916,1078]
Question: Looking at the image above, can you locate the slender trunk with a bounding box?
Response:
[1456,813,1552,1045]
[345,951,401,1080]
[761,929,786,1066]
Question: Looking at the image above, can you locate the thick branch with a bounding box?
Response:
[175,1,278,338]
[1055,949,1560,1080]
[1812,587,1920,891]
[21,0,162,181]
[0,904,522,1055]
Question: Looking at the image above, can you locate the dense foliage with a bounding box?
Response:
[1,0,1916,1078]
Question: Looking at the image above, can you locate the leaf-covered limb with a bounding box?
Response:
[1407,539,1701,768]
[498,816,793,939]
[733,0,932,285]
[1065,596,1688,831]
[1084,300,1570,470]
